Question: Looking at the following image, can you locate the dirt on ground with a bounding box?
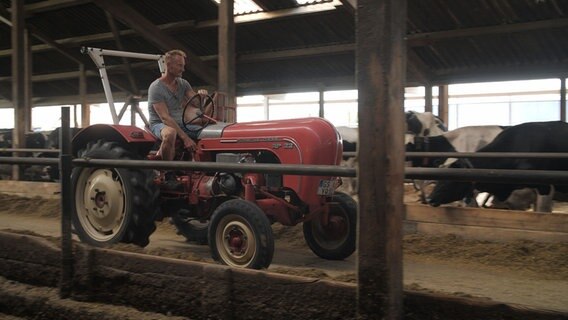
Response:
[1,192,567,284]
[0,194,568,318]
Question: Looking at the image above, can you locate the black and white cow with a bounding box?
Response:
[427,121,568,209]
[336,111,447,196]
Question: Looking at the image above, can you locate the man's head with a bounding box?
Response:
[164,49,187,78]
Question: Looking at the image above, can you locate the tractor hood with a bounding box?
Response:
[198,117,343,166]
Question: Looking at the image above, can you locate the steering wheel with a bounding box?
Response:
[182,92,216,132]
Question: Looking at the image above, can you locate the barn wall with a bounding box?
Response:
[405,204,568,243]
[0,231,565,320]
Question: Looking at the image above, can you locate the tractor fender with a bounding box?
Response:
[72,124,157,157]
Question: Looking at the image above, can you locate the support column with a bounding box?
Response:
[11,0,25,180]
[24,29,32,132]
[438,84,449,125]
[356,0,406,319]
[264,96,269,120]
[424,84,432,113]
[319,87,325,118]
[561,77,566,122]
[218,0,236,121]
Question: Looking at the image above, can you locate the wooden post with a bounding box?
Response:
[438,84,449,125]
[561,77,566,122]
[59,106,73,298]
[356,0,406,319]
[131,98,138,126]
[319,87,325,118]
[218,0,236,121]
[11,0,25,180]
[24,29,32,132]
[424,84,432,113]
[264,96,270,120]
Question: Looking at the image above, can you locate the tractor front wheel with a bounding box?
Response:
[208,199,274,269]
[72,140,159,247]
[303,192,356,260]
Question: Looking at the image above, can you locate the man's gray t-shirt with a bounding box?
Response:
[148,77,192,127]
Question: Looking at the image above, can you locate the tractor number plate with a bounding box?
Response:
[317,179,335,196]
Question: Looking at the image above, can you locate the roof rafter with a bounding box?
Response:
[105,12,139,94]
[407,18,568,46]
[23,0,92,14]
[94,0,217,85]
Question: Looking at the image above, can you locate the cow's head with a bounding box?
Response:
[426,159,476,206]
[427,180,475,207]
[405,111,447,137]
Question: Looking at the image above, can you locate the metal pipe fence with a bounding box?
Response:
[344,151,568,159]
[3,154,568,186]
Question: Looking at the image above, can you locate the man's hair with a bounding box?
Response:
[164,49,187,63]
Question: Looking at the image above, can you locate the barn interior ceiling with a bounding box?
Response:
[0,0,567,108]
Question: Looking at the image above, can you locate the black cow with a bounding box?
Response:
[0,129,50,181]
[427,121,568,207]
[0,129,47,157]
[44,127,82,149]
[39,127,82,181]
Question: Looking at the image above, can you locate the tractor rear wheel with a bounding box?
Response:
[303,192,356,260]
[208,199,274,269]
[72,140,159,247]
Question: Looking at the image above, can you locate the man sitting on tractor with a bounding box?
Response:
[147,49,211,161]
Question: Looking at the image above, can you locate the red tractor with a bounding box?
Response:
[70,94,356,269]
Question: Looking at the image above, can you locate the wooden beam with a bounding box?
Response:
[218,0,236,117]
[438,85,448,124]
[0,3,12,26]
[561,77,566,122]
[23,0,91,14]
[105,11,138,94]
[252,0,298,11]
[237,43,354,63]
[11,0,25,180]
[407,18,568,46]
[432,63,568,85]
[24,29,32,132]
[405,204,568,233]
[0,4,338,58]
[424,84,432,113]
[356,0,405,318]
[338,0,356,14]
[94,0,217,86]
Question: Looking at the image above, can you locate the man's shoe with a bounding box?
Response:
[161,179,184,192]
